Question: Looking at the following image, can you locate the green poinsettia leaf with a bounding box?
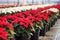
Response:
[0,13,5,16]
[14,23,19,27]
[31,27,35,32]
[9,29,15,35]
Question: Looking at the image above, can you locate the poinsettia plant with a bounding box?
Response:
[0,16,15,40]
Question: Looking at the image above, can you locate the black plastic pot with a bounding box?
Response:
[51,18,57,27]
[15,35,30,40]
[51,20,54,27]
[31,29,40,40]
[52,21,54,27]
[58,16,60,19]
[39,25,46,36]
[52,18,57,26]
[53,18,57,25]
[48,23,51,31]
[55,17,57,21]
[46,24,49,32]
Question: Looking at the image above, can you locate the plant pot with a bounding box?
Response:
[52,18,57,26]
[52,20,55,26]
[48,23,51,31]
[31,29,40,40]
[58,16,60,19]
[55,18,57,22]
[51,18,56,27]
[40,25,46,36]
[15,35,30,40]
[45,24,49,32]
[51,20,54,27]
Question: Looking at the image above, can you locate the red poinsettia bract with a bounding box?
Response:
[0,28,9,40]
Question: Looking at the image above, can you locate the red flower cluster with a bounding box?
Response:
[0,17,14,30]
[0,28,9,40]
[55,4,60,9]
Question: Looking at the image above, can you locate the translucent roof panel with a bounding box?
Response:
[0,0,60,4]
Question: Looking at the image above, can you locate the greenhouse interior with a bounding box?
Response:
[0,0,60,40]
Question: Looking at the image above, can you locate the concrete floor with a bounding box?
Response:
[39,19,60,40]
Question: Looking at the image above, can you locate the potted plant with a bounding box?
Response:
[31,21,43,40]
[11,17,34,40]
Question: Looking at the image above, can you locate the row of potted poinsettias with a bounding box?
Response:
[0,4,60,40]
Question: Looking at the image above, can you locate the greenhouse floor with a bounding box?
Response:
[39,19,60,40]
